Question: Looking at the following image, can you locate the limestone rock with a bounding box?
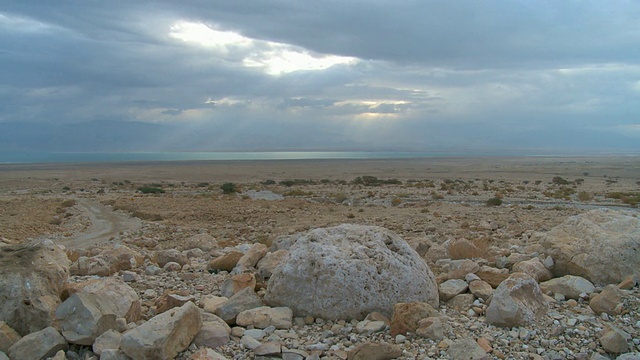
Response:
[415,317,447,340]
[99,349,131,360]
[347,342,402,360]
[236,306,293,329]
[599,323,630,353]
[265,225,439,320]
[72,278,142,323]
[92,329,122,356]
[55,292,119,345]
[540,275,595,300]
[7,326,68,360]
[512,258,553,282]
[220,273,257,298]
[446,338,488,360]
[254,341,282,356]
[485,273,548,327]
[617,275,638,290]
[445,259,481,280]
[214,287,264,325]
[193,312,231,349]
[189,348,230,360]
[0,322,21,353]
[201,295,229,314]
[154,290,195,314]
[182,233,218,252]
[468,280,493,301]
[590,284,624,315]
[0,239,70,336]
[237,243,268,269]
[208,251,244,272]
[439,279,469,301]
[448,238,481,260]
[155,249,189,267]
[71,244,143,277]
[390,302,439,337]
[446,293,475,311]
[476,266,509,288]
[539,209,640,284]
[256,250,289,279]
[121,302,202,360]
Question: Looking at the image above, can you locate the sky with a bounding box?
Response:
[1,1,640,152]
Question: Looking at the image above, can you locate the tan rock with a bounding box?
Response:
[589,284,624,315]
[445,259,481,280]
[485,273,548,327]
[254,341,282,356]
[154,290,195,314]
[182,233,218,252]
[415,317,446,340]
[121,302,202,360]
[92,329,122,356]
[193,313,231,349]
[236,306,293,329]
[155,249,189,267]
[214,287,264,325]
[189,348,230,360]
[477,337,493,353]
[74,278,142,323]
[256,250,289,278]
[347,342,402,360]
[446,293,475,311]
[476,266,509,288]
[237,243,268,269]
[201,295,229,314]
[448,238,481,260]
[438,279,469,301]
[0,322,21,353]
[468,280,493,301]
[71,244,143,277]
[512,258,553,282]
[539,275,595,300]
[447,338,488,360]
[208,251,244,272]
[390,302,439,337]
[7,326,68,360]
[220,273,257,298]
[617,275,638,290]
[598,323,630,353]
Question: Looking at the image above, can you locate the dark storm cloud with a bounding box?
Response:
[0,1,639,151]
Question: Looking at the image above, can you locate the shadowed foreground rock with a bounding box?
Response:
[0,239,70,336]
[265,224,439,320]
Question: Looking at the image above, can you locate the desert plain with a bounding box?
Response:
[0,156,639,360]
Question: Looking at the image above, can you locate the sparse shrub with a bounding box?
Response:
[261,179,276,185]
[431,192,444,200]
[131,211,163,221]
[606,192,640,206]
[486,197,503,207]
[220,182,238,194]
[61,199,77,208]
[62,186,71,191]
[196,182,210,188]
[577,191,593,202]
[334,193,348,203]
[391,197,402,206]
[552,176,570,185]
[284,190,313,196]
[346,213,355,219]
[137,186,165,194]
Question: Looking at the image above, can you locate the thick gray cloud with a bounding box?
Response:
[1,1,639,152]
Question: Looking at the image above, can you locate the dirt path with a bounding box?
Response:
[58,198,141,249]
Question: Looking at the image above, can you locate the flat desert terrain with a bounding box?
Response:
[1,156,639,359]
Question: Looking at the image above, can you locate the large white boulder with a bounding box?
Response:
[538,209,640,284]
[485,273,548,327]
[264,224,439,320]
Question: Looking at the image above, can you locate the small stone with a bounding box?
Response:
[617,275,638,290]
[163,261,182,271]
[92,329,122,356]
[589,284,624,315]
[439,279,469,301]
[415,317,446,340]
[390,302,438,336]
[599,323,630,353]
[0,322,21,353]
[395,334,406,343]
[200,295,229,314]
[7,327,68,360]
[347,342,402,360]
[355,320,386,335]
[447,338,488,360]
[241,335,261,350]
[253,341,281,356]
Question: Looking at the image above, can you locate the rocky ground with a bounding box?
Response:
[0,157,639,360]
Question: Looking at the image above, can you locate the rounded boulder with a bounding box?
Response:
[264,224,438,320]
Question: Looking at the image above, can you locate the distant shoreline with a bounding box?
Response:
[1,150,639,166]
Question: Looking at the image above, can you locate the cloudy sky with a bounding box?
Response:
[1,1,640,152]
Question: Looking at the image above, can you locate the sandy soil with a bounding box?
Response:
[1,156,638,253]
